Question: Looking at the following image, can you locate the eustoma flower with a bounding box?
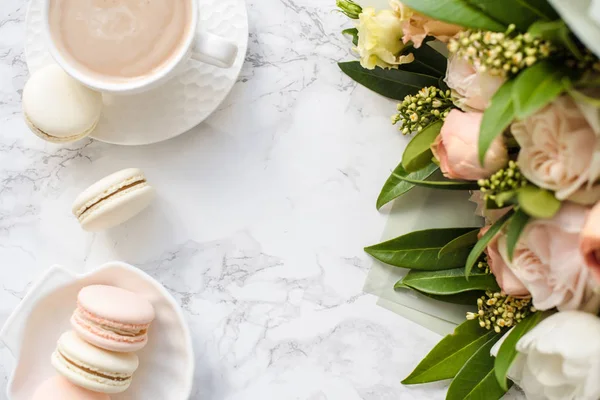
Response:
[492,311,600,400]
[431,110,508,180]
[354,4,413,69]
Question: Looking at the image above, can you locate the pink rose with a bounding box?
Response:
[581,202,600,286]
[445,54,506,112]
[390,1,462,48]
[512,96,600,205]
[482,227,530,298]
[431,110,508,181]
[496,203,594,311]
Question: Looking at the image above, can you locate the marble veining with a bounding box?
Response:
[0,0,523,399]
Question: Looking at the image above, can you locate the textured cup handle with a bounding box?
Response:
[0,265,75,357]
[191,31,238,68]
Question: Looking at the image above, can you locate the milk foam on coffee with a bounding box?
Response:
[49,0,192,80]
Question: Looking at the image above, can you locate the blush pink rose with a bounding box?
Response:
[390,1,462,48]
[445,54,506,112]
[482,227,530,298]
[512,96,600,205]
[580,202,600,286]
[431,110,508,181]
[497,203,595,311]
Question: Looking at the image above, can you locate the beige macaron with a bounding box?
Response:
[72,168,155,232]
[22,64,103,143]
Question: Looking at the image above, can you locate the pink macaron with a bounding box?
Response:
[71,285,155,352]
[31,376,111,400]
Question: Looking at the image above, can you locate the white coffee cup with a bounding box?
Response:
[41,0,238,95]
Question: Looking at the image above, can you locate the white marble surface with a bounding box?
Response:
[0,1,495,399]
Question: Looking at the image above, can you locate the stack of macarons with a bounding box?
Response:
[32,285,155,399]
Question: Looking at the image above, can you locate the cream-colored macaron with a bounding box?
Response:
[51,331,139,394]
[72,168,155,232]
[22,64,103,143]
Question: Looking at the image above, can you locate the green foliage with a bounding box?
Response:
[341,28,359,46]
[397,268,500,295]
[512,61,574,120]
[447,334,509,400]
[439,229,480,257]
[479,80,516,164]
[392,174,480,190]
[398,0,506,31]
[505,209,530,261]
[494,312,543,390]
[402,121,443,173]
[377,163,439,209]
[403,320,496,384]
[465,210,514,278]
[338,62,440,100]
[365,228,479,270]
[517,186,561,219]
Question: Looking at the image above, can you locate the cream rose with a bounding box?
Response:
[496,203,594,311]
[512,96,600,204]
[445,54,506,112]
[354,6,414,70]
[580,202,600,286]
[389,1,463,48]
[492,311,600,400]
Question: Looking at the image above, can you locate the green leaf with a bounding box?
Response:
[377,163,439,210]
[395,284,485,305]
[342,28,359,46]
[398,0,506,31]
[479,80,516,164]
[517,0,559,20]
[468,0,550,31]
[447,333,508,400]
[398,268,500,295]
[465,210,514,278]
[398,44,447,77]
[512,61,574,120]
[338,61,440,101]
[439,229,480,257]
[528,20,583,59]
[517,186,561,219]
[495,312,543,390]
[392,174,480,191]
[402,121,443,173]
[506,209,530,261]
[365,228,479,270]
[568,88,600,107]
[403,320,495,384]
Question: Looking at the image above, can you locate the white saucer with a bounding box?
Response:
[25,0,248,146]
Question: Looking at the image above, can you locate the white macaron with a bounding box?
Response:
[51,331,139,394]
[72,168,155,232]
[22,64,103,143]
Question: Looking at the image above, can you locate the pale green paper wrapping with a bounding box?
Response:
[364,186,482,336]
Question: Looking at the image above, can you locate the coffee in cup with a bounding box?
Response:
[44,0,238,94]
[48,0,193,81]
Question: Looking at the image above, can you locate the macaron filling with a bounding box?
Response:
[53,350,132,383]
[74,176,148,221]
[24,111,96,142]
[72,306,150,342]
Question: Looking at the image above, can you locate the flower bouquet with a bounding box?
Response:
[336,0,600,399]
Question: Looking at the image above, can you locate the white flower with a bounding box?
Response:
[493,311,600,400]
[354,7,414,70]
